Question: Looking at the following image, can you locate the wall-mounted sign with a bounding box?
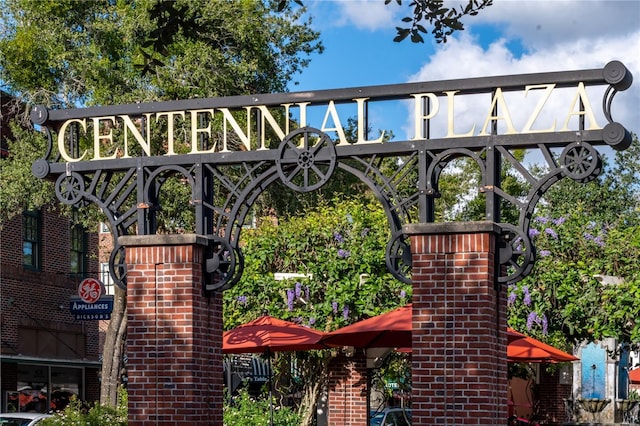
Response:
[77,277,104,304]
[69,295,114,321]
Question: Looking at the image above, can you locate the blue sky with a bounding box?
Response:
[286,0,640,139]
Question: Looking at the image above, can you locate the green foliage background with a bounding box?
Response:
[224,196,411,331]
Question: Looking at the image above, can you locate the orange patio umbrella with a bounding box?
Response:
[629,368,640,384]
[321,304,527,349]
[507,335,578,363]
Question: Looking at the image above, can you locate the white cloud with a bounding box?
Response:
[472,0,640,51]
[337,0,398,30]
[308,0,399,31]
[405,29,640,138]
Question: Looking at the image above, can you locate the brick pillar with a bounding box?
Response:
[404,222,507,425]
[327,351,368,426]
[120,235,223,426]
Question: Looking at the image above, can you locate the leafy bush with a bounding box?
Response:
[40,388,127,426]
[224,388,300,426]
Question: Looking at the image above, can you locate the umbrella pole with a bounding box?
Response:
[268,348,274,426]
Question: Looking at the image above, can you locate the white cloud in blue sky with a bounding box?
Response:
[293,0,640,137]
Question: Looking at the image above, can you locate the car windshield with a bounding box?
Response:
[0,417,38,426]
[370,411,385,426]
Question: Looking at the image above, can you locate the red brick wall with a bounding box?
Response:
[536,368,571,425]
[122,235,223,426]
[405,222,507,425]
[327,351,368,426]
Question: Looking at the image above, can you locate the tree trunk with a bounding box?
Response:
[298,355,330,426]
[100,286,127,406]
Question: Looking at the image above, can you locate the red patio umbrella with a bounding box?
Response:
[223,315,326,354]
[629,368,640,384]
[507,336,578,363]
[321,304,527,349]
[321,304,412,348]
[223,315,326,426]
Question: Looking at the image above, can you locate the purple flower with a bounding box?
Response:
[361,228,370,237]
[587,221,597,229]
[544,228,558,239]
[539,249,551,257]
[534,216,549,224]
[287,289,295,311]
[524,292,531,306]
[342,305,350,320]
[293,317,303,323]
[400,290,407,299]
[508,292,517,305]
[526,311,539,330]
[552,217,566,226]
[332,301,338,314]
[237,295,247,305]
[309,317,316,326]
[594,236,605,247]
[334,232,344,243]
[541,314,548,335]
[529,228,540,238]
[305,286,310,300]
[295,281,302,298]
[584,232,594,241]
[337,249,350,258]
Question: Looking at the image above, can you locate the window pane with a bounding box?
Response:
[70,222,87,274]
[23,242,33,266]
[23,211,40,269]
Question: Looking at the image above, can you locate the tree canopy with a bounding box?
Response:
[0,0,323,223]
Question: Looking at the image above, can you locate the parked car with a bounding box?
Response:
[0,412,51,426]
[370,407,412,426]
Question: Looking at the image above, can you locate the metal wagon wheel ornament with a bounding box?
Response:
[55,173,85,205]
[560,142,601,183]
[276,127,337,192]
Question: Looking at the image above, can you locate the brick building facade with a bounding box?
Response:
[1,95,102,413]
[0,206,102,412]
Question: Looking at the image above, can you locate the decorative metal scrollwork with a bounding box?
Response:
[497,224,535,284]
[28,61,633,291]
[276,127,337,192]
[203,237,244,291]
[109,245,128,291]
[385,231,412,284]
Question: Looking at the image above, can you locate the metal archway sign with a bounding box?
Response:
[30,61,633,291]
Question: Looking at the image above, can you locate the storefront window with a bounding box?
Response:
[6,364,83,413]
[50,367,82,412]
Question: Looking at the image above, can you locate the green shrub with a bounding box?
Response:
[40,388,127,426]
[224,389,300,426]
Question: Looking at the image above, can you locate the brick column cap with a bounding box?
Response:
[403,221,501,236]
[118,234,210,247]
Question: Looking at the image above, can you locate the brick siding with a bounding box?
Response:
[406,222,508,425]
[327,351,368,425]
